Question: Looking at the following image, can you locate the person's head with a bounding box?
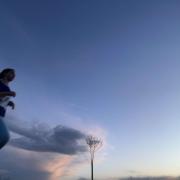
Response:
[0,68,15,82]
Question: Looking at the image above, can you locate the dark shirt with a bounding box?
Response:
[0,81,10,117]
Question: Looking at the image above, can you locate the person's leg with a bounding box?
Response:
[0,117,10,149]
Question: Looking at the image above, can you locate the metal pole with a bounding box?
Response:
[91,158,94,180]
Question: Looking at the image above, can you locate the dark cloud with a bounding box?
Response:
[5,117,87,155]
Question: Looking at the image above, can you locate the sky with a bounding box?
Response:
[1,0,180,179]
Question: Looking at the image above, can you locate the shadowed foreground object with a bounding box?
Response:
[0,118,10,149]
[86,135,103,180]
[0,68,16,150]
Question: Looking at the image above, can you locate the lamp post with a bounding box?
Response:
[86,135,102,180]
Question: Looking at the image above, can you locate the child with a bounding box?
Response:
[0,68,16,149]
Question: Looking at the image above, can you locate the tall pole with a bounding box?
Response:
[91,158,93,180]
[86,135,102,180]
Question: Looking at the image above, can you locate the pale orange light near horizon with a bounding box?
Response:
[39,155,74,180]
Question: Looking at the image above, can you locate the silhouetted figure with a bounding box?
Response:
[0,68,16,149]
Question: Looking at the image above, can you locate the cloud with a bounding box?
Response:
[5,117,87,155]
[40,155,74,180]
[0,117,88,179]
[0,146,51,180]
[0,146,99,180]
[0,115,107,180]
[1,146,81,180]
[2,148,92,180]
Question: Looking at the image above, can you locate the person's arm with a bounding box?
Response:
[0,91,16,98]
[8,101,15,109]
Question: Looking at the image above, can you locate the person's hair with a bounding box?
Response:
[0,68,15,79]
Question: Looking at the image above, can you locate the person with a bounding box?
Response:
[0,68,16,149]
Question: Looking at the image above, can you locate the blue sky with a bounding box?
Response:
[1,0,180,179]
